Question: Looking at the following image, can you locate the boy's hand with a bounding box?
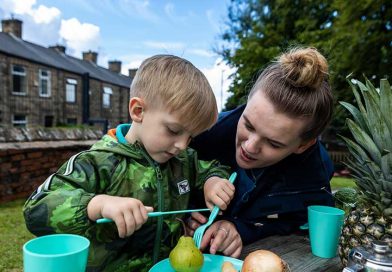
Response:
[204,176,235,210]
[88,195,153,238]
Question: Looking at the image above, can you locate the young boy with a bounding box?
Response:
[23,55,235,272]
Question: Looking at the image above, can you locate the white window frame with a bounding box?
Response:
[39,69,51,97]
[12,114,27,127]
[103,87,113,108]
[12,65,27,95]
[66,78,77,103]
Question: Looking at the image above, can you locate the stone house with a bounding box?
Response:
[0,19,136,129]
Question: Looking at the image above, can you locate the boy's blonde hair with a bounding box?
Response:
[130,55,218,135]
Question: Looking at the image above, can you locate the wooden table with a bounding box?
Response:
[240,233,343,272]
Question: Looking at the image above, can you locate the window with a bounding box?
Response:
[39,69,51,97]
[12,115,27,127]
[12,65,27,95]
[103,87,112,108]
[66,78,77,103]
[67,118,77,125]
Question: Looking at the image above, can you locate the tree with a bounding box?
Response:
[219,0,392,138]
[219,0,334,109]
[326,1,392,137]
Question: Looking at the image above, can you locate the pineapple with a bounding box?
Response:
[338,77,392,266]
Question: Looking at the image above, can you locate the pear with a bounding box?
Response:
[169,236,204,272]
[169,218,204,272]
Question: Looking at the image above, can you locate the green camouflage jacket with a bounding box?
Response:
[23,124,230,272]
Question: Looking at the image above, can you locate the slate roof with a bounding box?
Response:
[0,32,132,88]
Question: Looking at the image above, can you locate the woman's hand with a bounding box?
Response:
[185,211,207,236]
[200,220,242,258]
[186,212,242,258]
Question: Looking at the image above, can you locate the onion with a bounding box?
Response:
[221,261,237,272]
[242,250,284,272]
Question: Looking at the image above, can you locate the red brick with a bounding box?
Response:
[8,149,23,155]
[9,167,19,174]
[21,160,34,166]
[0,163,12,172]
[27,152,43,159]
[11,154,25,161]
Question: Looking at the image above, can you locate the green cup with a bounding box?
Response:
[23,234,90,272]
[308,205,345,258]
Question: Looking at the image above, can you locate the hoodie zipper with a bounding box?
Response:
[152,162,164,264]
[135,143,164,264]
[266,186,329,197]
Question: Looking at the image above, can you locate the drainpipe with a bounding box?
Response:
[82,72,90,124]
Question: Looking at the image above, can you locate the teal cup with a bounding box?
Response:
[308,205,345,258]
[23,234,90,272]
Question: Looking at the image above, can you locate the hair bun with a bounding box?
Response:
[279,47,328,89]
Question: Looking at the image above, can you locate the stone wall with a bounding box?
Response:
[0,127,102,203]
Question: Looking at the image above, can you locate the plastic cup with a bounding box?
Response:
[23,234,90,272]
[308,205,345,258]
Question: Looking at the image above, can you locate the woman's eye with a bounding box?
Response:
[245,123,253,131]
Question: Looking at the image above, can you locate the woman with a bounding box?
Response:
[188,47,335,258]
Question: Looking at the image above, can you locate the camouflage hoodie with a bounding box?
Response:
[23,124,230,271]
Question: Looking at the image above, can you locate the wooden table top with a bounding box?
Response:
[240,233,343,272]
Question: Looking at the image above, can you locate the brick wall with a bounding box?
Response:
[0,140,96,203]
[0,127,102,203]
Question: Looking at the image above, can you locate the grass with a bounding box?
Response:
[0,198,34,272]
[330,176,357,190]
[0,176,356,271]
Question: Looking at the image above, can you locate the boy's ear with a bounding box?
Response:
[293,138,317,154]
[129,97,145,123]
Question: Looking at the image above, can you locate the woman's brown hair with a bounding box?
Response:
[249,47,333,141]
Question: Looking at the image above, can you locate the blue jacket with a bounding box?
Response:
[190,105,334,244]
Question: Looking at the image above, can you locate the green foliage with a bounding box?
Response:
[220,0,335,109]
[0,199,34,272]
[330,177,357,190]
[219,0,392,135]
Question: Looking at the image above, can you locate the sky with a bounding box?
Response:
[0,0,236,111]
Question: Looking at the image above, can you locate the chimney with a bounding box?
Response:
[82,51,98,64]
[49,45,66,54]
[128,69,137,79]
[2,18,22,38]
[108,61,122,74]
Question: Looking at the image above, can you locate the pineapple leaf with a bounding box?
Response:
[362,91,392,152]
[340,135,370,163]
[382,181,392,198]
[380,191,391,200]
[381,152,392,182]
[380,79,392,140]
[347,119,381,164]
[365,161,383,186]
[356,79,368,92]
[364,77,380,105]
[339,102,367,133]
[348,79,368,125]
[345,161,378,193]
